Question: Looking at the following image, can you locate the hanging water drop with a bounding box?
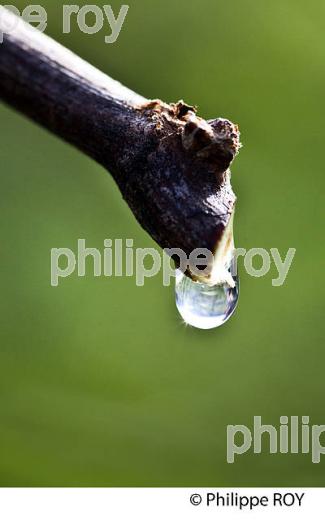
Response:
[175,260,239,330]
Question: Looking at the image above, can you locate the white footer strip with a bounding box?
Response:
[0,488,323,519]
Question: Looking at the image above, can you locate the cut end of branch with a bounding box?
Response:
[121,98,242,265]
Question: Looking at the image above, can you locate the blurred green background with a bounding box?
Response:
[0,0,324,486]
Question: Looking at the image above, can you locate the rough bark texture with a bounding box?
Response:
[0,7,241,260]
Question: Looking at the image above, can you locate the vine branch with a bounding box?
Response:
[0,7,241,260]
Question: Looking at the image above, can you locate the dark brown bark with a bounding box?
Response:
[0,7,241,259]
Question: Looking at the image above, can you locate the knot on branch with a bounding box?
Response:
[139,99,241,180]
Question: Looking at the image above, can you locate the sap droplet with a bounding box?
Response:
[175,264,239,330]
